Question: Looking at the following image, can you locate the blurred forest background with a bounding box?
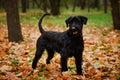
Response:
[0,0,120,42]
[0,0,120,80]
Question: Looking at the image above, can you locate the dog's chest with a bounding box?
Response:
[64,40,84,57]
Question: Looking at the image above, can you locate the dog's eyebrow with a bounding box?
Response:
[66,16,74,27]
[70,16,81,23]
[75,16,81,22]
[68,16,74,22]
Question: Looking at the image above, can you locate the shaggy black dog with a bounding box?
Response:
[32,14,87,75]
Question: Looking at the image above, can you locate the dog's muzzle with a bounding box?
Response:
[71,27,79,35]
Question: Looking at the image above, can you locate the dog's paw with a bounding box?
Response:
[61,67,68,72]
[32,63,36,69]
[46,60,50,64]
[77,71,83,75]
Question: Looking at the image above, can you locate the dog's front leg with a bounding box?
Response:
[75,54,83,75]
[60,53,68,72]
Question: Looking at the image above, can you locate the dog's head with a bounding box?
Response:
[65,16,87,36]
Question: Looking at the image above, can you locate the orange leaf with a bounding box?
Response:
[95,71,104,78]
[45,64,58,71]
[6,72,17,80]
[0,51,6,57]
[88,67,96,76]
[61,71,71,80]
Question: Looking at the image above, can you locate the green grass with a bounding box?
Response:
[20,7,112,28]
[86,12,112,27]
[0,7,112,28]
[117,75,120,80]
[11,58,19,66]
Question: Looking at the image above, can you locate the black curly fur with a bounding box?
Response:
[32,14,87,75]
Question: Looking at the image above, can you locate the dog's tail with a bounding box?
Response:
[38,13,50,33]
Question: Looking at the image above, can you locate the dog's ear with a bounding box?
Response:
[78,16,88,25]
[65,16,73,27]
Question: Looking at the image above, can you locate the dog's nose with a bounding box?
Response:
[72,27,76,30]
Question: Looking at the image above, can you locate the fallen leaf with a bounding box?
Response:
[61,71,71,80]
[87,67,96,76]
[45,64,59,71]
[0,65,12,72]
[6,72,17,80]
[94,71,104,78]
[0,51,6,57]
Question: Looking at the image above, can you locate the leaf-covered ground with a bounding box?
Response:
[0,24,120,80]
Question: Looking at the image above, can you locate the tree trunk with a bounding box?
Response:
[110,0,120,30]
[79,0,82,9]
[32,0,41,8]
[32,0,35,8]
[49,0,61,15]
[0,0,4,9]
[95,0,100,11]
[5,0,23,42]
[64,1,69,9]
[42,0,48,13]
[87,0,90,12]
[26,0,29,9]
[81,0,86,10]
[72,0,76,12]
[21,0,27,13]
[104,0,107,13]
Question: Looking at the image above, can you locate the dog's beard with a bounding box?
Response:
[69,28,80,36]
[73,31,78,35]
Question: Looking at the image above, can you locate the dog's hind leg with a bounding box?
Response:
[32,47,44,69]
[46,49,54,64]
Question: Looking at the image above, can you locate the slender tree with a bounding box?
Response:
[110,0,120,30]
[72,0,77,12]
[41,0,48,13]
[87,0,90,12]
[95,0,100,11]
[32,0,41,8]
[21,0,27,13]
[64,1,69,9]
[81,0,86,10]
[26,0,30,9]
[49,0,61,15]
[0,0,4,9]
[4,0,23,42]
[104,0,107,13]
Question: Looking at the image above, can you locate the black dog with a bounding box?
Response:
[32,14,87,75]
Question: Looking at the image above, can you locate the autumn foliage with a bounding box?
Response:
[0,24,120,80]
